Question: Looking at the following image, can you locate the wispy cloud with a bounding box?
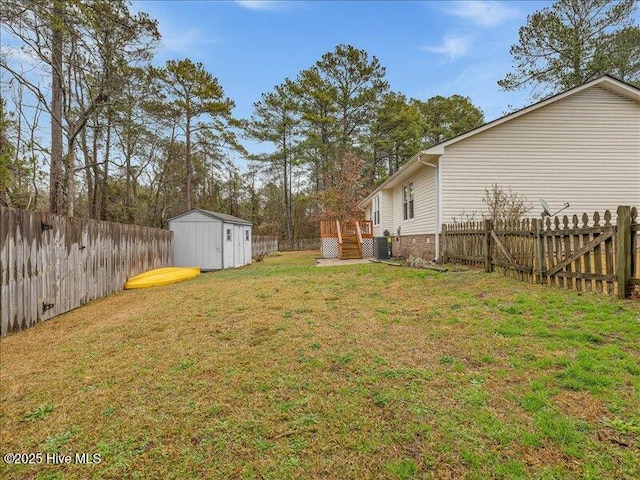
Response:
[236,1,283,11]
[421,34,472,60]
[443,1,519,27]
[159,27,221,57]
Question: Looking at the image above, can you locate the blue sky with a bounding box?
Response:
[131,0,556,163]
[3,1,636,169]
[134,0,551,119]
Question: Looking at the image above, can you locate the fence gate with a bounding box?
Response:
[441,206,638,299]
[539,212,617,295]
[491,219,536,282]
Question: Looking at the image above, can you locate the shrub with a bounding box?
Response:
[252,251,268,262]
[483,183,531,223]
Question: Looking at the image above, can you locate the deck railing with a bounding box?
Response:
[320,219,338,237]
[320,220,373,239]
[358,220,373,237]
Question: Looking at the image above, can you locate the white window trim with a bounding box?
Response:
[402,182,414,221]
[373,195,380,226]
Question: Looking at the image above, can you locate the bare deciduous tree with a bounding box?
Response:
[482,184,532,223]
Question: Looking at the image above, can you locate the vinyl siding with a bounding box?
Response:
[440,86,640,223]
[390,165,438,235]
[380,190,394,236]
[369,191,395,236]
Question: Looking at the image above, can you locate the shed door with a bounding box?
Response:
[223,224,234,269]
[234,225,244,266]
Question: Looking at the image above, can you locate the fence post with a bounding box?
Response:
[441,224,447,263]
[484,219,493,273]
[615,205,631,299]
[534,218,545,284]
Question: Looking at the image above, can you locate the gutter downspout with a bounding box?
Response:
[418,154,441,262]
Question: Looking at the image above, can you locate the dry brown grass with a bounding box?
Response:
[1,251,639,479]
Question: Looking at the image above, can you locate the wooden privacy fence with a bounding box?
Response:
[252,235,278,255]
[278,238,321,251]
[0,207,172,335]
[441,205,640,299]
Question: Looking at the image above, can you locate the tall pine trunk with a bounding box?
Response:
[99,108,112,220]
[91,124,100,218]
[49,0,64,214]
[63,141,75,216]
[79,128,94,217]
[185,104,192,210]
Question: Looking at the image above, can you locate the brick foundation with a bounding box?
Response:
[392,234,437,261]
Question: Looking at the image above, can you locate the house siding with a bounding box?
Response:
[371,190,395,237]
[440,86,640,223]
[390,165,438,235]
[380,190,394,236]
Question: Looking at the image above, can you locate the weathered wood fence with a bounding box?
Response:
[0,207,173,335]
[441,205,640,299]
[252,235,278,255]
[279,238,321,251]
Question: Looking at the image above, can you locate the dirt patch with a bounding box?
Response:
[521,442,581,474]
[553,390,607,422]
[316,258,373,267]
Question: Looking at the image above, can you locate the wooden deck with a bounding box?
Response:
[320,220,373,260]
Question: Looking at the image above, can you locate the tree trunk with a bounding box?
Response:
[100,108,112,220]
[63,139,75,217]
[91,123,100,218]
[282,122,293,248]
[185,105,192,210]
[79,128,94,217]
[49,0,64,214]
[287,158,293,248]
[125,146,133,221]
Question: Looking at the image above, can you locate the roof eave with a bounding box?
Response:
[358,151,440,208]
[426,76,639,152]
[168,208,252,225]
[359,150,425,208]
[360,75,639,209]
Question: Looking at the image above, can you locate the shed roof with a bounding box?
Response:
[168,208,252,226]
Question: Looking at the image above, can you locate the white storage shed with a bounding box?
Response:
[168,209,252,270]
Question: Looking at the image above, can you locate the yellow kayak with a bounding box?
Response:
[125,267,200,289]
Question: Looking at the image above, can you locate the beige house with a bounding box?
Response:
[359,75,640,261]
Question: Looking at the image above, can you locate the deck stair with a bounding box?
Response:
[340,234,362,259]
[320,219,373,260]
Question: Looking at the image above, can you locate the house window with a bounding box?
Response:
[226,229,232,241]
[403,182,414,220]
[245,230,249,241]
[373,196,380,226]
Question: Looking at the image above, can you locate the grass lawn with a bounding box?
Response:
[1,251,639,479]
